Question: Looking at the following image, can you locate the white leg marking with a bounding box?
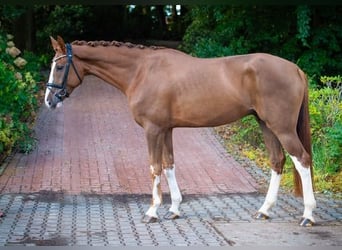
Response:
[146,167,161,218]
[150,165,155,174]
[258,169,281,216]
[290,155,316,222]
[164,164,182,215]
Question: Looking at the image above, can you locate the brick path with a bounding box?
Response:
[0,76,257,195]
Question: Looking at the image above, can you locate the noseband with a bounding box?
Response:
[46,43,82,100]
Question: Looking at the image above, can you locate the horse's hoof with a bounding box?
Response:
[299,217,314,227]
[141,215,158,223]
[164,211,180,220]
[254,212,269,220]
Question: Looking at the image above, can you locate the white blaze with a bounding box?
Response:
[48,61,56,83]
[44,61,56,108]
[44,87,52,108]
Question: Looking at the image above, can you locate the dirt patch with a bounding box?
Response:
[7,235,69,246]
[212,221,342,246]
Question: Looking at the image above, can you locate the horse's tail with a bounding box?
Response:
[293,69,313,197]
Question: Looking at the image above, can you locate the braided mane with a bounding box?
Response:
[71,40,165,50]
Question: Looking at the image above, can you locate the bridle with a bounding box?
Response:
[46,43,82,100]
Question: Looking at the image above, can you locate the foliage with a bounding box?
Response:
[34,5,92,54]
[309,78,342,175]
[181,6,296,57]
[320,75,342,88]
[0,32,41,161]
[0,6,27,30]
[0,5,189,55]
[181,6,342,81]
[296,5,311,47]
[228,116,263,150]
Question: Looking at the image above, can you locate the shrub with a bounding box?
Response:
[310,77,342,175]
[181,6,342,81]
[0,32,41,161]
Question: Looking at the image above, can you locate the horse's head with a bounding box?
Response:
[45,36,83,109]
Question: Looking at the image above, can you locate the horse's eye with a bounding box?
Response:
[56,65,64,71]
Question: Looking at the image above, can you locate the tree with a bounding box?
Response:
[1,5,188,53]
[0,6,35,50]
[181,5,342,80]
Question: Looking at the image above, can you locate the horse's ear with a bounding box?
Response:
[57,36,66,53]
[50,35,66,54]
[50,36,59,52]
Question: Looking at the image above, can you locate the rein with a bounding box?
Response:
[46,43,82,99]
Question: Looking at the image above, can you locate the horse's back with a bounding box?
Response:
[130,51,306,129]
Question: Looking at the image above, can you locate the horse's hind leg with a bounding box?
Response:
[255,120,286,220]
[162,128,182,220]
[259,110,316,227]
[289,155,315,226]
[277,133,316,226]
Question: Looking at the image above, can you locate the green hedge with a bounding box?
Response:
[310,77,342,175]
[0,32,42,161]
[181,6,342,82]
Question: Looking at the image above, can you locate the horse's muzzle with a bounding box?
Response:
[45,88,66,109]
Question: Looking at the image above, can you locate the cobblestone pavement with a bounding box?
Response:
[0,76,341,246]
[0,192,341,246]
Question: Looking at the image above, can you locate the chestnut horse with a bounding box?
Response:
[45,36,316,226]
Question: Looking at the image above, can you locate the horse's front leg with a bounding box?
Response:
[141,125,165,223]
[255,169,282,219]
[255,121,285,220]
[162,128,182,220]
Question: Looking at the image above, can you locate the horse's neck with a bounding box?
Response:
[73,45,145,93]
